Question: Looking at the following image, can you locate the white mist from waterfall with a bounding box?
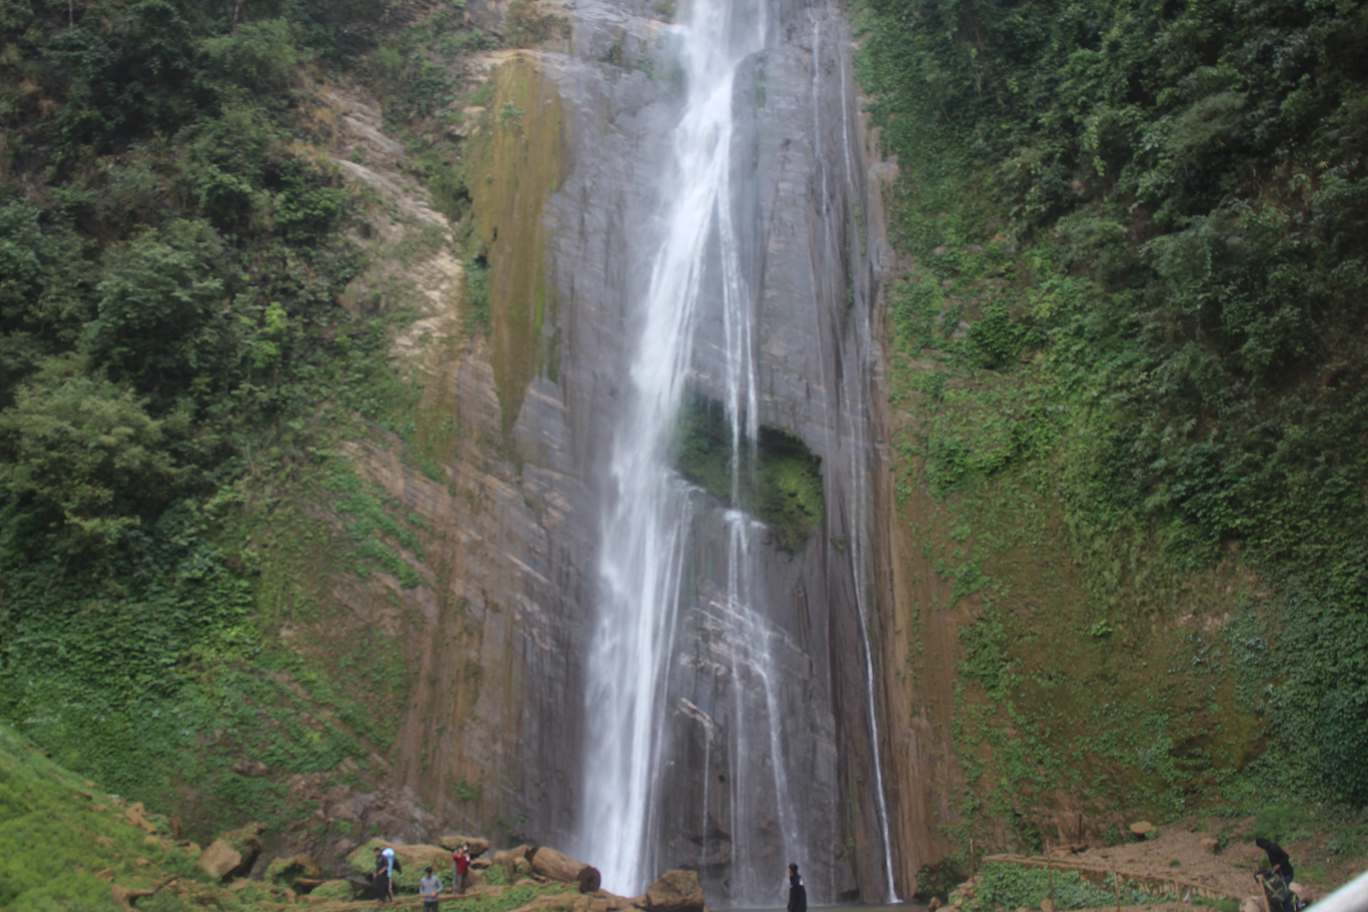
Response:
[576,0,772,897]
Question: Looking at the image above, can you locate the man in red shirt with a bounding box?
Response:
[452,844,471,894]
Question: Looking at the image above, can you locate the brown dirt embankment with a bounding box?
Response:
[951,816,1368,912]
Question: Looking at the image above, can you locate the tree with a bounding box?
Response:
[0,355,182,549]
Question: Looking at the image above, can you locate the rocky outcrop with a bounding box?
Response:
[529,846,598,885]
[198,823,264,881]
[265,853,321,887]
[440,835,493,857]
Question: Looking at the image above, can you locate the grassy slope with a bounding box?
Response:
[0,719,583,912]
[0,722,219,911]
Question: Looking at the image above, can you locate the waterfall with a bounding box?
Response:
[576,0,771,895]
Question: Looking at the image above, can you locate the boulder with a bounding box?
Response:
[644,870,705,912]
[529,846,595,885]
[199,822,265,881]
[267,854,322,888]
[493,846,536,880]
[439,835,493,858]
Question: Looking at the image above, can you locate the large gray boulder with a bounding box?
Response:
[644,870,705,912]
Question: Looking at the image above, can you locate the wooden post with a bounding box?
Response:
[1257,875,1271,912]
[1049,864,1055,906]
[970,840,976,879]
[1113,870,1121,912]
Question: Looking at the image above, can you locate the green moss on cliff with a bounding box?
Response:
[674,394,824,551]
[465,57,567,431]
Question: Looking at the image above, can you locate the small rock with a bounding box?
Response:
[1130,821,1155,837]
[1201,839,1220,853]
[95,836,114,848]
[124,801,158,834]
[928,898,942,912]
[1042,900,1056,912]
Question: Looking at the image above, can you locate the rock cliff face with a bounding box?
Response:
[254,0,933,902]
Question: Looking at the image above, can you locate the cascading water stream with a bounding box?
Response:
[576,0,771,895]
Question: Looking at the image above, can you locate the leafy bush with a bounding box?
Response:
[965,863,1176,912]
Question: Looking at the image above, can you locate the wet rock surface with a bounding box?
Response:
[278,0,911,901]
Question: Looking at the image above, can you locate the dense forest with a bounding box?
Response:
[0,0,492,836]
[857,0,1368,826]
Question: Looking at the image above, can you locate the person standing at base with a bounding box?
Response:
[453,844,471,894]
[788,863,807,912]
[374,847,391,907]
[421,866,443,912]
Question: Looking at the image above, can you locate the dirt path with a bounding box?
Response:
[952,815,1366,911]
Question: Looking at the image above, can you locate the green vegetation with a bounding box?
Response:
[0,721,251,911]
[0,0,503,846]
[673,393,825,550]
[965,863,1175,912]
[855,0,1368,852]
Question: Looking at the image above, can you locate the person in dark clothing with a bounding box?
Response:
[374,847,390,905]
[1256,837,1295,885]
[787,863,807,912]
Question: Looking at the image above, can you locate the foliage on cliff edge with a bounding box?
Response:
[0,0,496,843]
[856,0,1368,842]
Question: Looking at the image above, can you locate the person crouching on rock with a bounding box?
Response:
[421,866,443,911]
[787,864,807,912]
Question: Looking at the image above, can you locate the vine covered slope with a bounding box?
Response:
[855,0,1368,880]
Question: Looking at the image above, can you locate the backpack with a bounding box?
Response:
[392,857,403,875]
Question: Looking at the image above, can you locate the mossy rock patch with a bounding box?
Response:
[674,394,824,550]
